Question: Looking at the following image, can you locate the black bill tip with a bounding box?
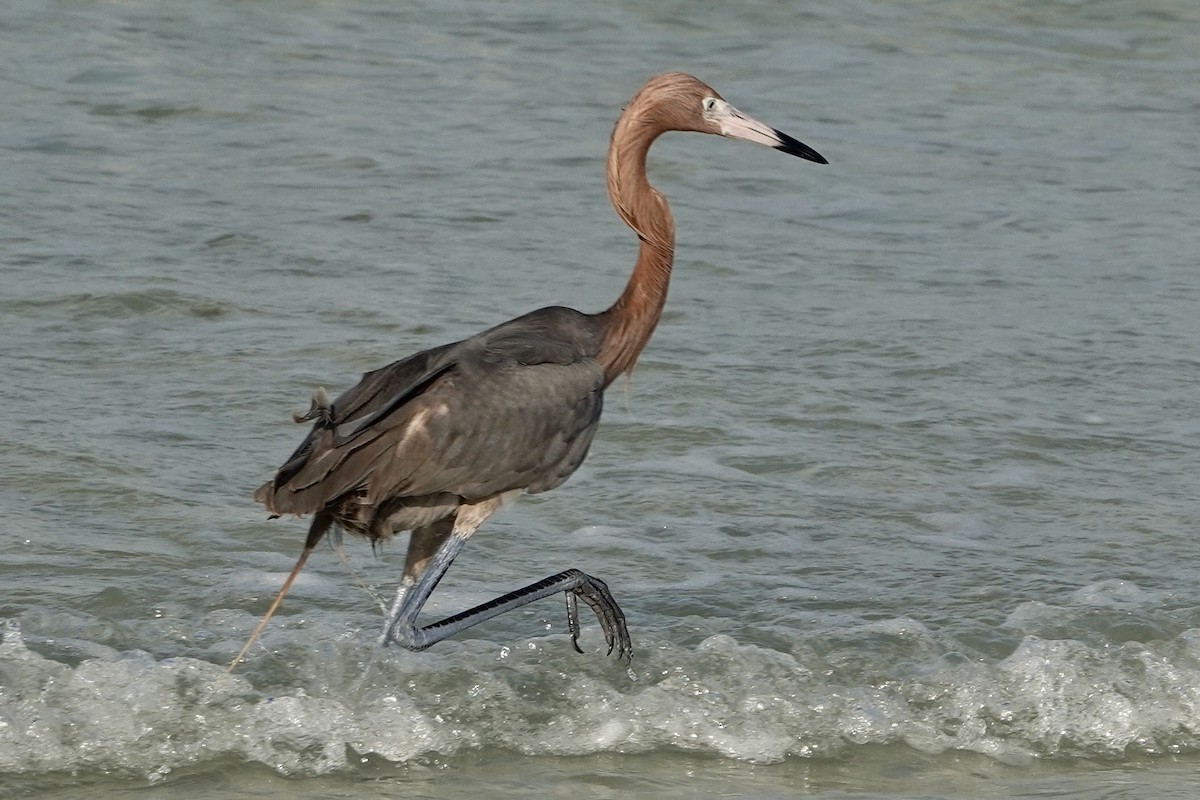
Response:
[773,128,828,164]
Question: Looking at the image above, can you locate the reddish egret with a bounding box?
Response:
[229,72,826,670]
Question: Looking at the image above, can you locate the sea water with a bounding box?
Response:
[3,0,1200,796]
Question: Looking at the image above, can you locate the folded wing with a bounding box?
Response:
[255,307,606,519]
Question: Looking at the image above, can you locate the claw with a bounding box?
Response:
[566,592,585,654]
[564,573,632,663]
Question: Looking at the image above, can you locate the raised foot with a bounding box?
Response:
[379,565,632,662]
[565,571,633,663]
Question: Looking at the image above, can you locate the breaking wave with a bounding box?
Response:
[4,586,1200,782]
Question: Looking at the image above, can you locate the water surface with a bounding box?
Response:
[3,0,1200,796]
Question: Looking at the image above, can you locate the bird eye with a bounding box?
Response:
[702,97,717,113]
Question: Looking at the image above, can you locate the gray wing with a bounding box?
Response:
[256,307,605,516]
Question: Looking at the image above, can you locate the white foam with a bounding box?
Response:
[4,616,1200,778]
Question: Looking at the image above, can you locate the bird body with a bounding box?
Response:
[256,305,605,531]
[228,73,826,671]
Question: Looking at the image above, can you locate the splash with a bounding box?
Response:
[3,604,1200,780]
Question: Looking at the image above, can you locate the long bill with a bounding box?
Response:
[712,101,829,164]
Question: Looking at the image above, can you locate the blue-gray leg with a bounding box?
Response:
[380,530,632,661]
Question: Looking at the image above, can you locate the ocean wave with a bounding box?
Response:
[3,607,1200,781]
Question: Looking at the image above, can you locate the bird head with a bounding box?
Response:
[636,72,828,164]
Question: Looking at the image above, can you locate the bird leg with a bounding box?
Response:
[380,523,632,662]
[226,512,333,673]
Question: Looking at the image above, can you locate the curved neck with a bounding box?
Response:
[597,105,676,386]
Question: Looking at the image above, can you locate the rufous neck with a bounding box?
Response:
[597,109,676,385]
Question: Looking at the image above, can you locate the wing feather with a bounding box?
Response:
[256,307,606,520]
